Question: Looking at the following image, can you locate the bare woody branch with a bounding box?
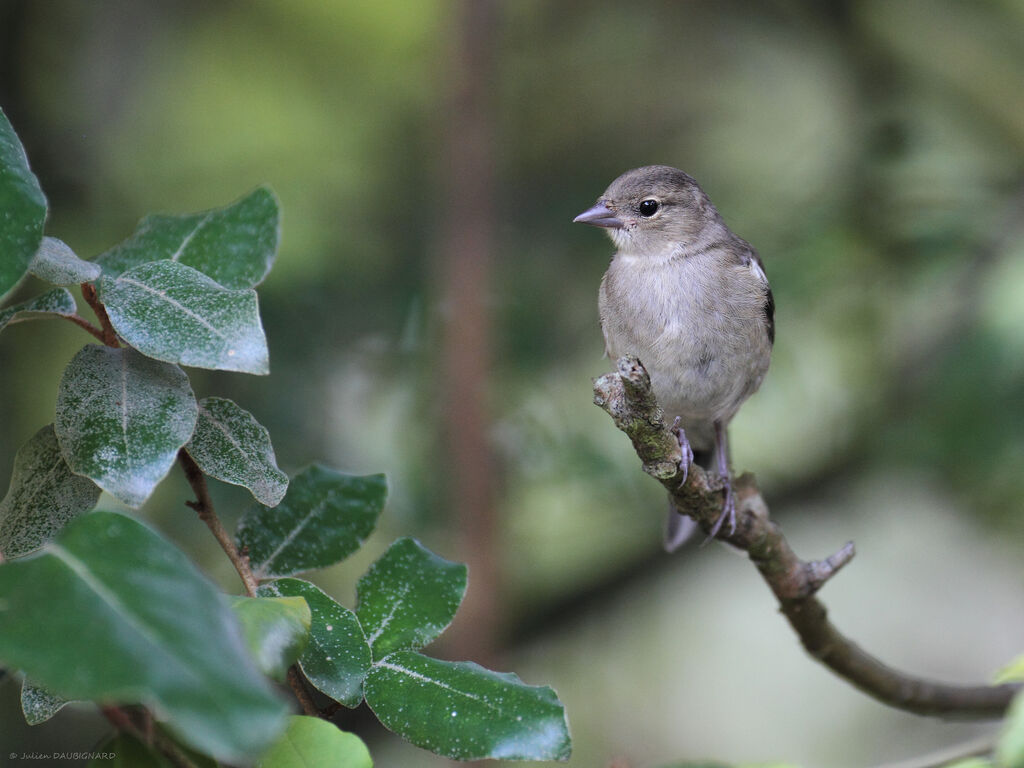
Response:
[177,449,259,598]
[593,355,1021,719]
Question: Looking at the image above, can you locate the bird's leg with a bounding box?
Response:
[670,416,694,487]
[707,419,736,538]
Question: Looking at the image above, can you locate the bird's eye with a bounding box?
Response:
[638,199,659,217]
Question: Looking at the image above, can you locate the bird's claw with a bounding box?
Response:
[671,416,693,487]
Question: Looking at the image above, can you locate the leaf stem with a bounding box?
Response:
[61,313,107,342]
[286,666,319,716]
[80,283,119,347]
[178,450,321,720]
[177,449,259,597]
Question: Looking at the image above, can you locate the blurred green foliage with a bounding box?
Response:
[2,1,1023,766]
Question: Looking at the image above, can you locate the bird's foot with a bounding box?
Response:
[707,475,737,539]
[671,417,694,487]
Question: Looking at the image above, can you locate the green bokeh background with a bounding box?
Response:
[1,1,1023,766]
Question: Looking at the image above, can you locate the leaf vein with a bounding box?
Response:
[200,406,267,479]
[255,498,332,578]
[169,212,214,262]
[115,275,226,339]
[119,351,130,470]
[365,583,410,648]
[45,543,201,685]
[373,660,494,709]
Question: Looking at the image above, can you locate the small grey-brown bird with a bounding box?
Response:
[574,166,774,548]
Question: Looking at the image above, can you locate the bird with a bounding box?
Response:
[574,165,774,548]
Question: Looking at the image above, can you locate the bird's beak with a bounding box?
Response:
[573,202,623,229]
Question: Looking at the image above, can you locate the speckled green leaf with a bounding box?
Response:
[187,397,288,506]
[260,578,371,708]
[238,465,386,580]
[55,345,198,508]
[0,288,77,334]
[96,187,279,290]
[0,510,290,763]
[256,716,373,768]
[29,237,101,285]
[21,678,71,725]
[230,595,311,682]
[100,260,269,374]
[364,651,571,762]
[356,538,466,660]
[0,424,100,559]
[0,108,46,302]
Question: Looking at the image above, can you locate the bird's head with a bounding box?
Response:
[574,165,719,257]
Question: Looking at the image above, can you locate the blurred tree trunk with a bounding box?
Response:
[435,0,501,669]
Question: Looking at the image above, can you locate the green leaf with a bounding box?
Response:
[0,107,47,302]
[0,288,77,334]
[187,397,288,506]
[257,715,373,768]
[29,237,101,285]
[21,678,71,725]
[356,538,466,660]
[260,578,372,708]
[0,510,290,763]
[96,187,279,290]
[230,594,311,682]
[100,260,269,374]
[996,654,1024,684]
[998,689,1024,768]
[238,465,386,580]
[364,651,571,762]
[0,424,100,558]
[90,734,174,768]
[55,345,197,508]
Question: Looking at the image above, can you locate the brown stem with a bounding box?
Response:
[61,313,107,342]
[178,450,321,721]
[287,666,319,716]
[80,282,119,347]
[101,706,196,768]
[594,355,1021,719]
[178,449,259,597]
[320,700,343,718]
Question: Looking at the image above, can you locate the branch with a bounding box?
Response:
[594,355,1021,719]
[287,666,320,717]
[177,451,324,718]
[177,449,259,598]
[80,282,119,347]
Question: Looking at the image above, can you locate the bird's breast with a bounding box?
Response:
[599,253,769,431]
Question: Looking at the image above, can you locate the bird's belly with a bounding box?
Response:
[604,321,762,446]
[599,256,769,447]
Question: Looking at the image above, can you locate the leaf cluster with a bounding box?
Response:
[0,108,570,766]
